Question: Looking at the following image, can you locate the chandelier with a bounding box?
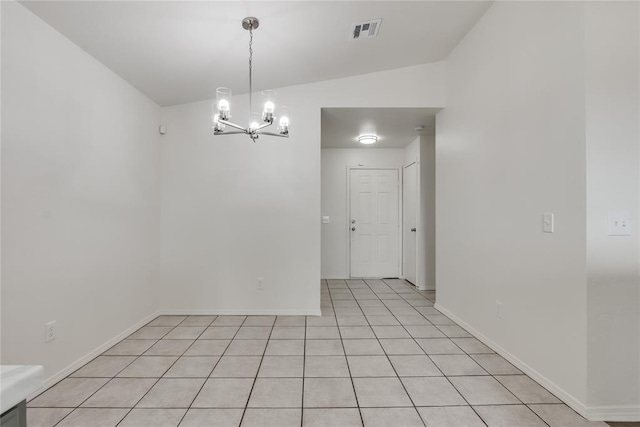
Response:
[212,17,290,141]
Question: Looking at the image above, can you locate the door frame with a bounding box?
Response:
[402,161,420,286]
[347,167,402,279]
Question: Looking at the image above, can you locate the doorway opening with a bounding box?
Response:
[320,107,439,291]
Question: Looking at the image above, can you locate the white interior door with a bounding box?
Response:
[350,169,399,278]
[403,162,418,285]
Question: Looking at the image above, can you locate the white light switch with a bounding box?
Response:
[322,216,330,224]
[543,212,554,233]
[608,211,631,236]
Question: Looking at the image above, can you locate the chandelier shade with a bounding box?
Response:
[212,17,290,141]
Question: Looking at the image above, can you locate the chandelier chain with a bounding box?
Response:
[248,23,253,119]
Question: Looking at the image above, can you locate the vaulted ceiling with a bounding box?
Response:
[21,1,492,107]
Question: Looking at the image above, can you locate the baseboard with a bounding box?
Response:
[434,303,590,419]
[158,309,323,316]
[586,405,640,422]
[29,310,160,401]
[321,276,349,280]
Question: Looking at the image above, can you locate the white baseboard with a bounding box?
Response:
[586,406,640,422]
[434,304,640,421]
[434,303,590,419]
[158,309,323,316]
[29,310,160,400]
[321,276,349,280]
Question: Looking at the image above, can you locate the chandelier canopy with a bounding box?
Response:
[212,17,290,141]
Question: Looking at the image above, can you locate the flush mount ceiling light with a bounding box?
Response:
[212,17,290,141]
[358,134,378,145]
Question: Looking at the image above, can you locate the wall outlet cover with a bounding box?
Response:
[45,321,56,343]
[608,210,631,236]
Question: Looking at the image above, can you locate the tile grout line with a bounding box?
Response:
[356,278,427,427]
[301,304,308,426]
[173,315,223,427]
[298,281,314,427]
[328,279,365,426]
[238,315,276,426]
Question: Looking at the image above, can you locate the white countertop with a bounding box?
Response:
[0,365,44,414]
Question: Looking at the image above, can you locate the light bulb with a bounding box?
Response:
[277,105,290,135]
[261,90,276,123]
[216,87,232,120]
[249,112,260,131]
[218,99,230,112]
[264,101,275,114]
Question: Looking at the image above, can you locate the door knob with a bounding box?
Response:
[351,227,356,231]
[351,219,356,224]
[411,228,416,232]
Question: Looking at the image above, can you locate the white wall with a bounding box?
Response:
[159,63,446,312]
[437,1,640,419]
[436,0,589,411]
[420,135,436,290]
[321,148,406,279]
[1,1,160,385]
[585,2,640,418]
[404,137,420,166]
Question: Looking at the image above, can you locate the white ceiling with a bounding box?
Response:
[322,108,440,149]
[21,1,491,107]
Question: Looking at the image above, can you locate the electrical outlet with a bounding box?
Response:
[608,211,631,236]
[496,302,503,319]
[257,278,264,290]
[45,321,56,343]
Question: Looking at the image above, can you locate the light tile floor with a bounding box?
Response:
[28,279,608,427]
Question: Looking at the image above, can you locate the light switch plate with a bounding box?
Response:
[543,212,554,233]
[608,211,631,236]
[322,216,330,224]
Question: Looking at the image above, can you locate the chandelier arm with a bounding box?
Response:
[253,121,273,131]
[219,119,249,132]
[257,131,289,138]
[214,130,249,136]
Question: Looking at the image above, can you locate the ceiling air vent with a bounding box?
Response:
[351,19,382,40]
